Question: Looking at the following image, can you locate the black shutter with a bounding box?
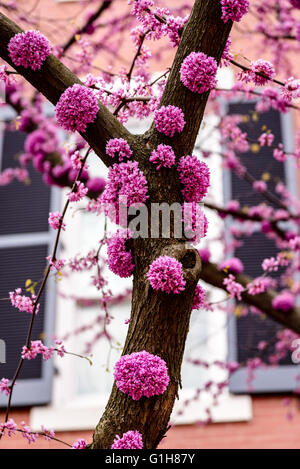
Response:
[0,120,59,406]
[226,102,299,393]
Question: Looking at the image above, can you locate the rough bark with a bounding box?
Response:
[91,0,233,449]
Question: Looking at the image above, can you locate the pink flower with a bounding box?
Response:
[149,144,176,170]
[21,340,54,361]
[106,138,133,162]
[218,257,244,274]
[182,202,208,243]
[290,0,300,8]
[41,425,55,441]
[100,161,148,221]
[221,38,233,67]
[273,145,287,162]
[253,180,267,193]
[250,60,275,86]
[67,181,88,202]
[0,419,17,437]
[72,438,87,449]
[0,378,10,396]
[220,0,249,23]
[9,288,37,314]
[258,133,274,147]
[107,229,135,278]
[56,84,99,132]
[223,274,244,300]
[198,248,211,263]
[177,155,210,202]
[111,430,143,449]
[48,211,66,230]
[272,292,295,312]
[262,257,279,272]
[147,256,186,294]
[8,30,51,70]
[289,236,300,251]
[154,105,185,137]
[192,285,206,309]
[180,52,217,94]
[46,256,65,271]
[114,351,169,400]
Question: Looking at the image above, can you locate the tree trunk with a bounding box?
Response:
[91,0,232,450]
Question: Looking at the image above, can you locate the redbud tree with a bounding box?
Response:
[0,0,300,449]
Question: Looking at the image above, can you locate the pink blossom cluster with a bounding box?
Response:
[107,229,135,278]
[248,277,276,295]
[9,288,37,314]
[0,167,29,186]
[100,161,148,219]
[0,378,10,396]
[198,247,211,263]
[272,292,295,312]
[290,0,300,7]
[154,105,185,137]
[258,132,274,147]
[67,181,88,202]
[220,0,249,23]
[250,60,276,86]
[114,350,169,400]
[289,236,300,251]
[70,150,88,171]
[273,145,287,162]
[72,438,88,449]
[106,138,133,162]
[149,144,176,170]
[21,339,65,360]
[223,274,244,300]
[111,430,143,449]
[192,285,206,310]
[183,202,208,243]
[282,77,300,103]
[56,84,99,132]
[180,52,217,94]
[68,250,98,272]
[8,30,51,71]
[0,419,18,438]
[147,255,186,294]
[218,257,244,274]
[46,256,66,271]
[253,180,267,193]
[221,38,233,67]
[48,211,66,231]
[177,155,210,202]
[262,257,279,272]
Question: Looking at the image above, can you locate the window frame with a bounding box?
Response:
[0,105,61,406]
[223,103,300,393]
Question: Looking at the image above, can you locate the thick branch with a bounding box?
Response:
[200,261,300,334]
[0,12,135,168]
[147,0,232,156]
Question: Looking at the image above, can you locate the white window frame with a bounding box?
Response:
[0,105,61,406]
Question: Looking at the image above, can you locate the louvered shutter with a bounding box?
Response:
[225,102,299,393]
[0,116,59,406]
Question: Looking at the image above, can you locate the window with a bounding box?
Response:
[0,107,60,407]
[224,102,300,393]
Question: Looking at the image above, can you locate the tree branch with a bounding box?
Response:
[200,261,300,334]
[147,0,232,156]
[0,11,135,168]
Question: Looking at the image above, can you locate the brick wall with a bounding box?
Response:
[1,396,300,449]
